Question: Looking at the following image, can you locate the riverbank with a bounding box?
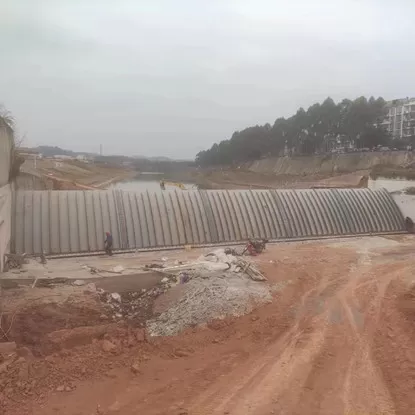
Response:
[18,159,136,190]
[17,151,415,192]
[370,163,415,180]
[190,168,368,190]
[247,150,414,175]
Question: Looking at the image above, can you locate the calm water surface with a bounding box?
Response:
[110,179,193,192]
[368,177,415,193]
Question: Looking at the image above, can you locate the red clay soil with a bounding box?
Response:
[2,240,415,415]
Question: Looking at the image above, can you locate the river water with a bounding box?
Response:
[368,177,415,193]
[368,176,415,220]
[110,178,193,192]
[116,176,414,193]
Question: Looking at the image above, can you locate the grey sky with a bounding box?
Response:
[1,0,414,159]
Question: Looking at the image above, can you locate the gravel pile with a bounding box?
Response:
[147,271,271,336]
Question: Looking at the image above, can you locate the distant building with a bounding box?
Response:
[323,134,355,154]
[76,154,90,162]
[16,148,42,159]
[53,155,73,160]
[379,98,415,139]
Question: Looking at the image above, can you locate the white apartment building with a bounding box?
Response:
[380,98,415,139]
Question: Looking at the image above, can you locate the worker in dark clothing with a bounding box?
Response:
[104,232,113,256]
[405,217,414,233]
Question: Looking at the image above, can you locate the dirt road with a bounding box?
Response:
[3,237,415,415]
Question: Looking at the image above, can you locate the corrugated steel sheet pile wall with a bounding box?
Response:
[12,188,405,255]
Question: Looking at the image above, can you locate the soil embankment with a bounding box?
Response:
[248,151,413,176]
[194,168,369,189]
[193,152,414,189]
[18,159,135,190]
[16,151,415,191]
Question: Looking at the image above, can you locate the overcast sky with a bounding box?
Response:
[1,0,414,159]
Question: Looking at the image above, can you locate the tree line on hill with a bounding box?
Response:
[196,96,398,166]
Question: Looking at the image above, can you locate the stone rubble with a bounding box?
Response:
[147,249,271,336]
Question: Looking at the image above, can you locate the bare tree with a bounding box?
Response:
[0,105,24,180]
[0,105,15,132]
[0,105,26,147]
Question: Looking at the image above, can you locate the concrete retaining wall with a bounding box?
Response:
[15,172,51,191]
[12,188,405,256]
[0,124,13,270]
[0,125,13,188]
[0,185,11,270]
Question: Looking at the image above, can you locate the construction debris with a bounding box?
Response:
[110,293,121,302]
[99,283,173,323]
[82,264,124,275]
[144,263,164,269]
[147,271,271,336]
[5,253,27,270]
[92,248,267,330]
[158,249,267,282]
[242,238,268,256]
[147,248,270,336]
[36,277,69,288]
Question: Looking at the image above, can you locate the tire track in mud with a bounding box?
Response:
[189,245,398,415]
[188,306,329,414]
[187,278,346,414]
[338,250,396,415]
[27,239,415,415]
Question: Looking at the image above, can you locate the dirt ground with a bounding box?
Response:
[21,158,135,190]
[194,168,368,190]
[2,236,415,414]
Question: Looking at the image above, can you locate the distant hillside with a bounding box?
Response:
[31,146,172,161]
[33,146,94,158]
[196,96,392,166]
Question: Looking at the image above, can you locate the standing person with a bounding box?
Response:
[104,231,113,256]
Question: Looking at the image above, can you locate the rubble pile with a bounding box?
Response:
[93,249,269,334]
[98,275,177,325]
[147,249,271,336]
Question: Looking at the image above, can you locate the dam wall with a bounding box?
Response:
[11,188,405,256]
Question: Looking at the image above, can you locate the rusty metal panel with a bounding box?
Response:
[12,188,406,255]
